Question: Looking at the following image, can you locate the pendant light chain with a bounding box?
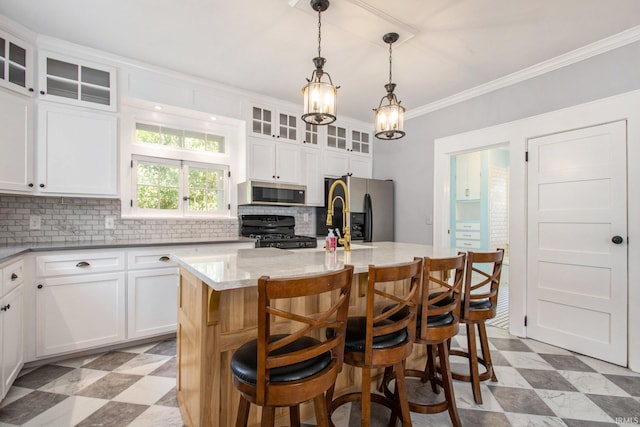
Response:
[388,41,393,85]
[317,10,322,59]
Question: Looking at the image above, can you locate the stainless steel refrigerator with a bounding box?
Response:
[318,176,394,242]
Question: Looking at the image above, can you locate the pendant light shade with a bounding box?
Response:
[374,33,405,140]
[302,0,338,126]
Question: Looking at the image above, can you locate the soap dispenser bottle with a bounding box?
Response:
[326,229,337,253]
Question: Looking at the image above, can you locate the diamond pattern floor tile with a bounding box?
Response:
[0,331,638,426]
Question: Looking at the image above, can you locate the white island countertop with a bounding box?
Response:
[171,241,456,291]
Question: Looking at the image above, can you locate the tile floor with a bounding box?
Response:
[1,327,639,426]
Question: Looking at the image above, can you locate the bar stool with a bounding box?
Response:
[230,265,354,427]
[327,258,423,427]
[450,249,504,404]
[381,254,465,427]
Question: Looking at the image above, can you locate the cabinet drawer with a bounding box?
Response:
[35,251,125,277]
[456,223,480,231]
[456,240,481,249]
[455,231,480,240]
[127,248,179,270]
[2,259,24,295]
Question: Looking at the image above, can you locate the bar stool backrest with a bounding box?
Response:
[420,254,466,342]
[256,265,354,406]
[364,257,422,365]
[461,249,505,321]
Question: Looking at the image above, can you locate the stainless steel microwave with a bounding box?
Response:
[237,181,306,206]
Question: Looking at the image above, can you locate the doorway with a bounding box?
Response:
[433,90,640,371]
[450,147,510,328]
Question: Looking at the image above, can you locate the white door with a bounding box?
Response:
[527,120,627,365]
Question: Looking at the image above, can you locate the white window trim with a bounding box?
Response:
[120,103,242,219]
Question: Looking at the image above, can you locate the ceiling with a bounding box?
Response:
[2,0,640,122]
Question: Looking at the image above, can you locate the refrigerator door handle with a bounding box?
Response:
[364,193,373,242]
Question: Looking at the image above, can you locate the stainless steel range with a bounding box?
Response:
[240,215,318,249]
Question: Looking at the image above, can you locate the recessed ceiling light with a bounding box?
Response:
[210,116,217,121]
[154,105,162,110]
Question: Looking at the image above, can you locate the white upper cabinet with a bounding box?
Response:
[455,151,482,200]
[37,102,118,196]
[0,88,34,193]
[322,121,372,178]
[247,138,300,184]
[301,147,323,206]
[246,103,303,184]
[325,123,372,156]
[302,122,321,147]
[38,51,116,111]
[0,29,34,96]
[249,104,300,143]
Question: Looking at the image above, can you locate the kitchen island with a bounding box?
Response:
[172,242,454,427]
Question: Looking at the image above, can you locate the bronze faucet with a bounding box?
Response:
[326,179,351,251]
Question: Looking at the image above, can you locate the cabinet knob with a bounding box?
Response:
[276,176,280,179]
[37,284,43,289]
[76,261,91,268]
[10,273,18,281]
[40,90,45,95]
[183,196,190,201]
[0,305,6,311]
[39,183,45,188]
[272,175,276,179]
[28,88,34,92]
[28,183,34,188]
[159,256,170,262]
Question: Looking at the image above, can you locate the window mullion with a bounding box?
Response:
[180,162,188,216]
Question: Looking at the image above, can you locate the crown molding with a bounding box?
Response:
[405,25,640,120]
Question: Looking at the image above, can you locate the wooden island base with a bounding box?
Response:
[176,268,429,427]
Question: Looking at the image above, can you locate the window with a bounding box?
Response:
[133,157,228,216]
[136,123,225,153]
[122,104,237,219]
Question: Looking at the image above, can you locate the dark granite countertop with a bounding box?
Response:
[0,237,255,264]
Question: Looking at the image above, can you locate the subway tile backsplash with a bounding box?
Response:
[0,195,317,244]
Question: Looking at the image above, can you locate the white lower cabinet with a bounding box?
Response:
[1,285,24,401]
[26,243,253,361]
[127,268,178,339]
[35,272,126,357]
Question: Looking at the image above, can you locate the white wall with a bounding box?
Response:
[373,40,640,372]
[433,91,640,372]
[374,41,640,245]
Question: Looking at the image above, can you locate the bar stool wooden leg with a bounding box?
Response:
[478,322,497,382]
[437,342,461,427]
[361,367,372,427]
[261,406,275,427]
[467,323,483,404]
[426,344,439,393]
[313,394,330,427]
[290,405,301,427]
[394,361,412,427]
[236,397,251,427]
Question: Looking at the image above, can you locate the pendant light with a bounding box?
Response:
[374,32,405,140]
[301,0,338,126]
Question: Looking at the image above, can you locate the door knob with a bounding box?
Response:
[611,235,624,244]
